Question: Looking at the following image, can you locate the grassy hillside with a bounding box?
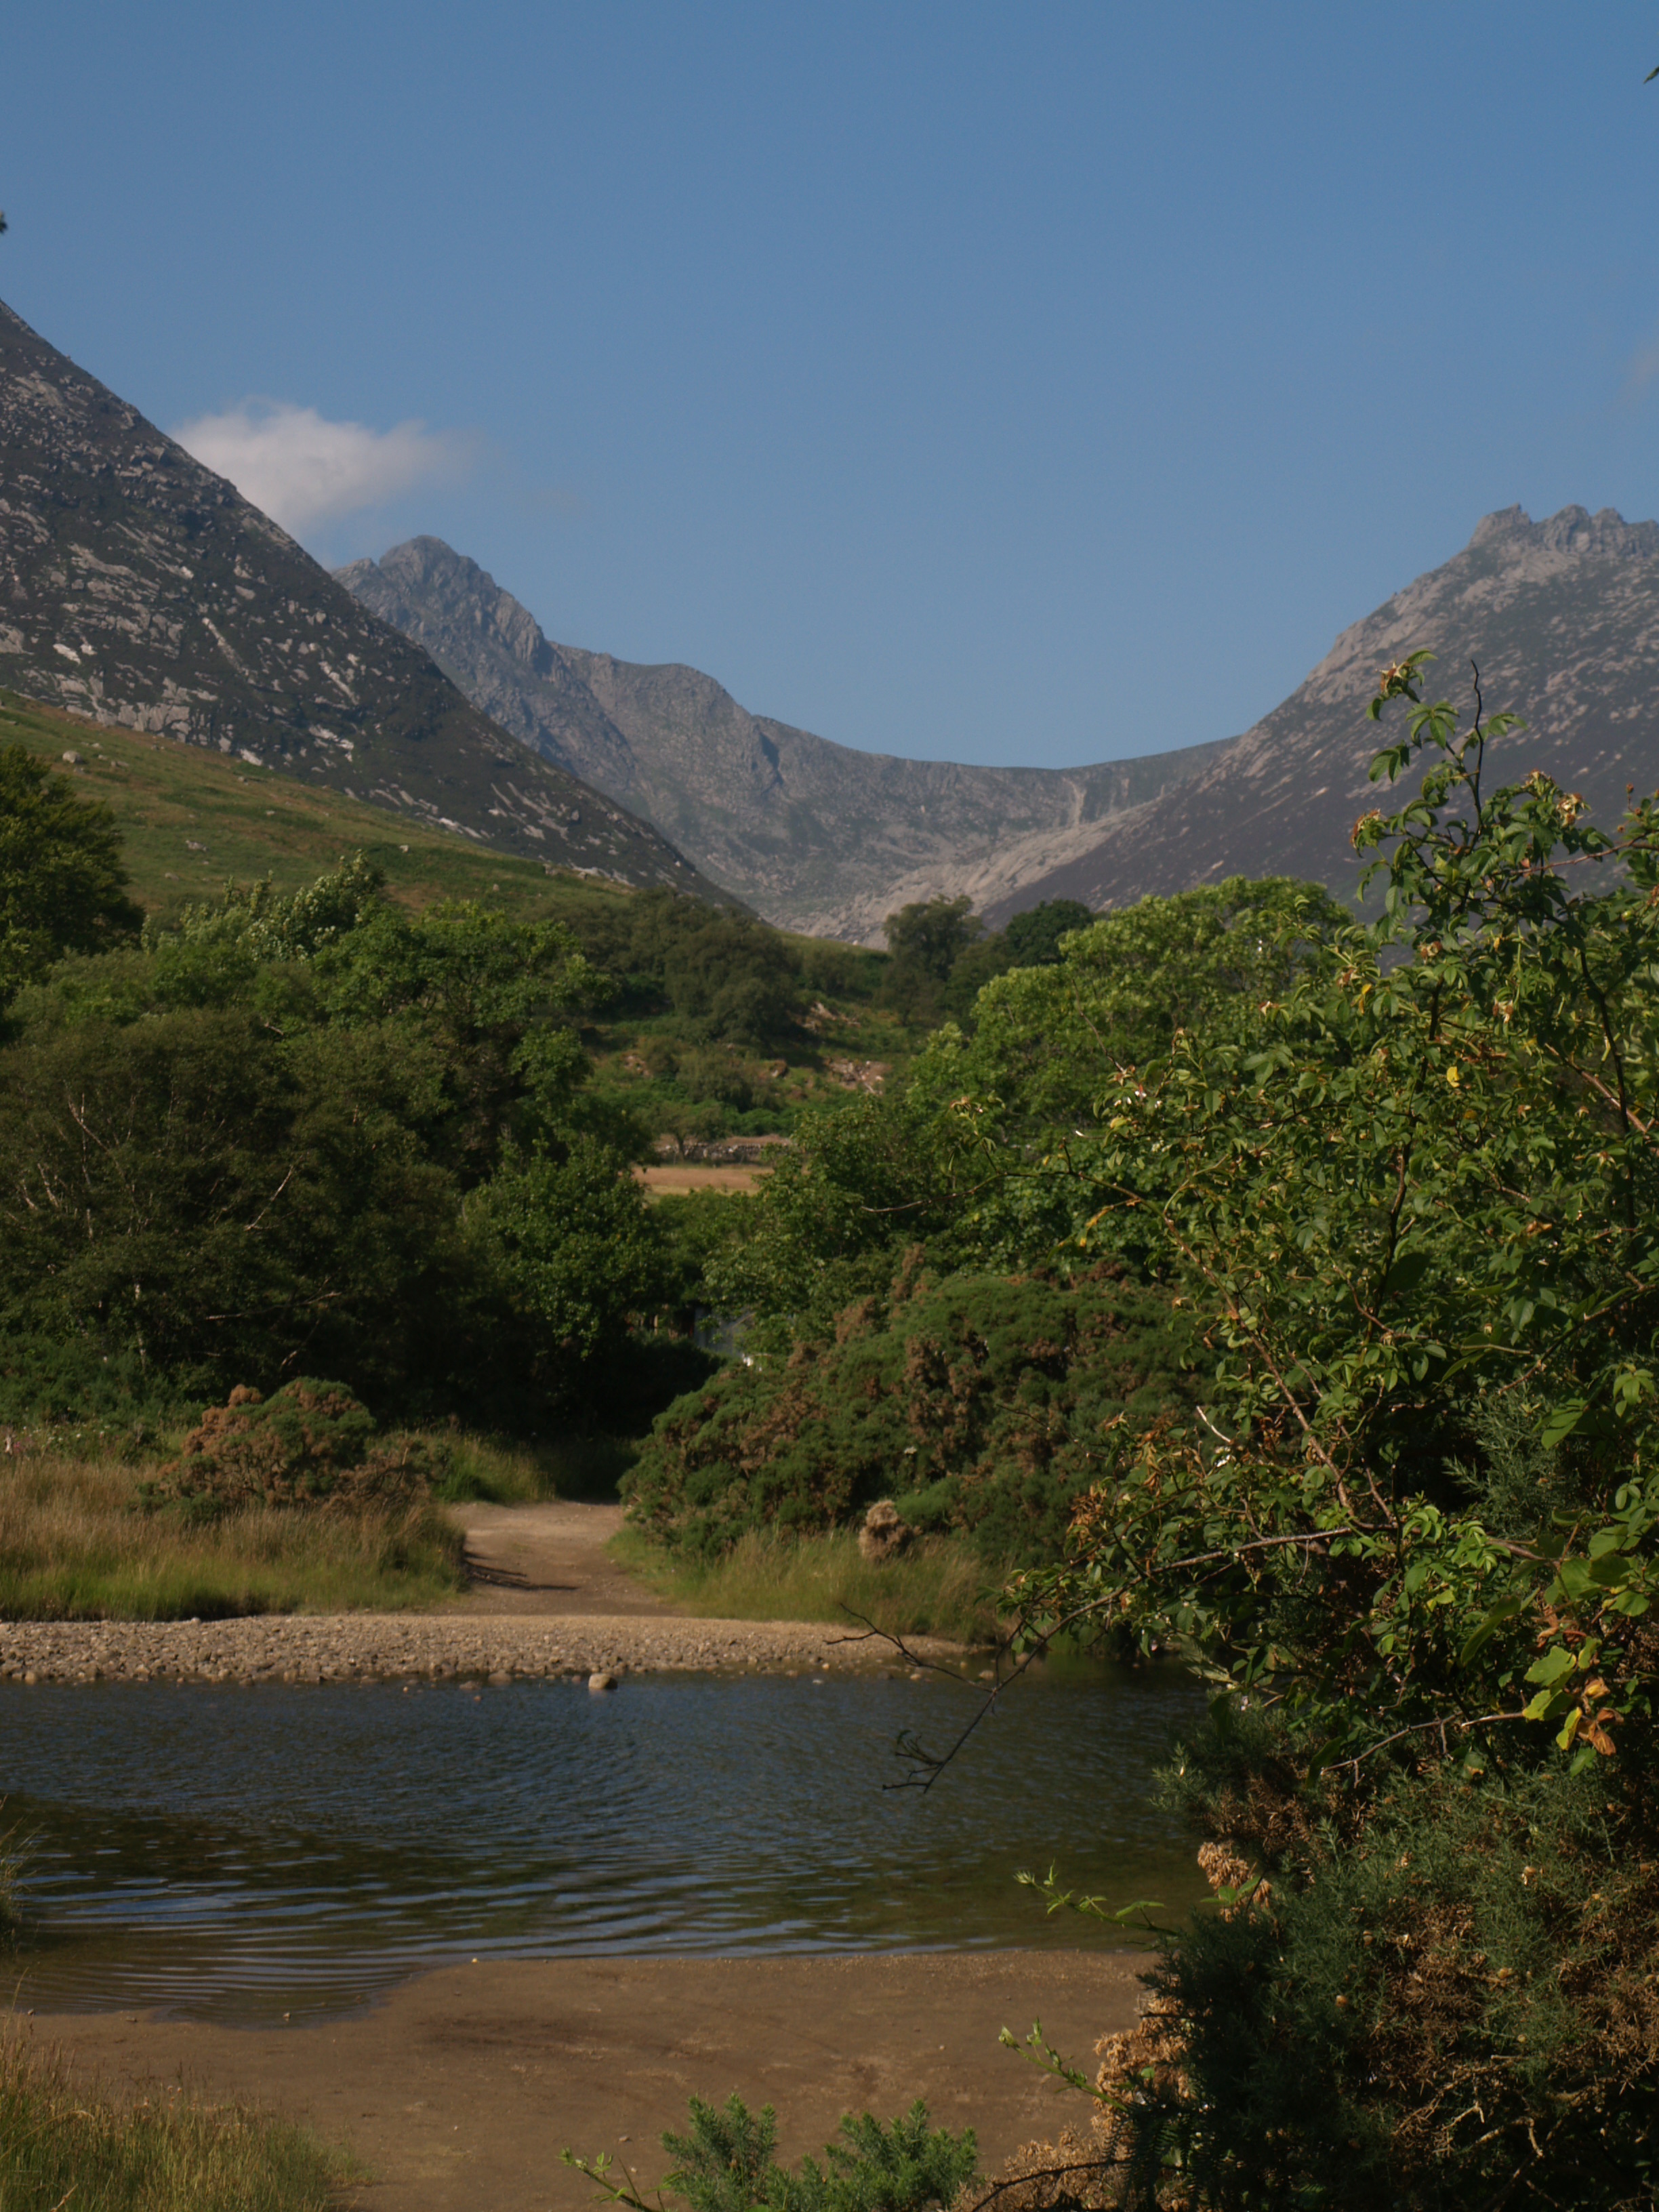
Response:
[0,689,646,935]
[1,688,916,1141]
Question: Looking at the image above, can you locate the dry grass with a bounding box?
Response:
[0,2030,346,2212]
[611,1524,1004,1645]
[0,1443,466,1620]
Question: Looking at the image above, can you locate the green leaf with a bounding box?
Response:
[1458,1595,1525,1669]
[1380,1250,1430,1299]
[1540,1399,1587,1450]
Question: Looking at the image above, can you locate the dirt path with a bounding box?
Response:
[26,1951,1146,2212]
[453,1501,667,1619]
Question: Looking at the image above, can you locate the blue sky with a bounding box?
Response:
[5,3,1659,767]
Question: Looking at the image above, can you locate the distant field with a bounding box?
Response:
[634,1164,769,1195]
[0,688,646,933]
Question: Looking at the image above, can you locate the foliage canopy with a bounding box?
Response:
[988,656,1659,2207]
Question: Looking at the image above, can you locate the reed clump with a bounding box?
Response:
[0,2031,344,2211]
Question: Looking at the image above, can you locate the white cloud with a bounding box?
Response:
[173,399,473,533]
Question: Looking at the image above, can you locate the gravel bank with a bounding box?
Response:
[0,1611,974,1685]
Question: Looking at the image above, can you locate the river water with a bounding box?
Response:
[0,1666,1204,2023]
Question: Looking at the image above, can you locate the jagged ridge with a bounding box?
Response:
[988,504,1659,920]
[338,536,1225,940]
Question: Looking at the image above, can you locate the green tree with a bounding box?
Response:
[470,1139,660,1366]
[880,895,982,1023]
[1003,896,1094,965]
[0,1008,464,1403]
[703,1091,961,1330]
[939,898,1094,1021]
[0,859,670,1420]
[621,892,801,1043]
[0,745,142,1004]
[997,657,1659,2207]
[924,874,1342,1137]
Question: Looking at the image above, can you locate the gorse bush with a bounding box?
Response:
[1117,1757,1659,2211]
[626,1263,1193,1564]
[148,1379,440,1516]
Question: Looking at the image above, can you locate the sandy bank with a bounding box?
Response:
[22,1951,1146,2212]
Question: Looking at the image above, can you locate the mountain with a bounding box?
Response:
[337,537,1225,941]
[0,298,722,899]
[983,504,1659,923]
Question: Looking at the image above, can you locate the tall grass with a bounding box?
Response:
[0,2032,344,2212]
[611,1525,1004,1645]
[0,1444,466,1619]
[0,1809,24,1947]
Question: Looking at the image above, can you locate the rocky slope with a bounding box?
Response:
[340,536,1225,939]
[986,504,1659,922]
[0,298,721,897]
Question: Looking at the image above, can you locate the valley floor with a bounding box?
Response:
[0,1503,978,1679]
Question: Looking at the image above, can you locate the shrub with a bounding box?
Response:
[0,1436,466,1618]
[624,1265,1193,1565]
[676,1048,755,1111]
[990,659,1659,2204]
[568,2091,977,2212]
[1026,1745,1659,2212]
[149,1379,441,1516]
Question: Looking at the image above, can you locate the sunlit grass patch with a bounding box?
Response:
[0,2031,347,2212]
[611,1523,1002,1645]
[0,1443,466,1620]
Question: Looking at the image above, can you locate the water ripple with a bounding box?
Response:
[0,1668,1204,2022]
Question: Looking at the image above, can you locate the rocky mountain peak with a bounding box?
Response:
[0,298,721,897]
[1468,502,1659,561]
[983,501,1659,922]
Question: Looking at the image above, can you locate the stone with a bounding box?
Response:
[588,1671,617,1694]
